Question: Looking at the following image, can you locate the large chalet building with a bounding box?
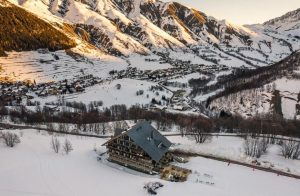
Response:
[103,121,173,174]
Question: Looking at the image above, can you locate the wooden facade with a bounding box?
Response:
[104,121,173,174]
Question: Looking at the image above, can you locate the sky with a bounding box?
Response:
[163,0,300,25]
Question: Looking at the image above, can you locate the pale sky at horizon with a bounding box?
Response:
[163,0,300,25]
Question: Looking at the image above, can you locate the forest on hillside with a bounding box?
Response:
[190,50,300,106]
[0,2,76,56]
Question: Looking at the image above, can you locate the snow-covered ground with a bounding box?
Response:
[168,72,206,84]
[170,135,300,175]
[0,129,299,196]
[274,77,300,93]
[0,50,127,83]
[2,0,299,82]
[210,77,300,119]
[127,54,172,71]
[33,78,172,108]
[274,78,300,119]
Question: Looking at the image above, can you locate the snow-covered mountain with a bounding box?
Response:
[209,50,300,119]
[264,8,300,30]
[261,9,300,52]
[3,0,300,67]
[206,9,300,119]
[1,0,300,119]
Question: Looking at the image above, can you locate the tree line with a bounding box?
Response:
[1,102,300,138]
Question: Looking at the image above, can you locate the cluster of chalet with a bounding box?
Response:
[0,80,31,105]
[0,75,101,106]
[170,90,192,112]
[110,66,204,82]
[34,74,100,97]
[108,52,229,83]
[103,121,173,174]
[154,51,193,67]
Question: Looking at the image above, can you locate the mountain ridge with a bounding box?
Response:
[264,8,300,26]
[3,0,299,65]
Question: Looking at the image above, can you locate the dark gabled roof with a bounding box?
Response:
[127,121,172,162]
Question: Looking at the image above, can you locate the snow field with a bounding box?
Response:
[169,135,300,175]
[0,129,300,196]
[34,78,173,108]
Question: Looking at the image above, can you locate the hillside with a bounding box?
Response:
[208,50,300,119]
[0,0,76,56]
[0,0,300,119]
[199,8,300,118]
[6,0,299,66]
[264,8,300,27]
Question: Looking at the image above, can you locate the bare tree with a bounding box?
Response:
[179,125,186,137]
[119,121,129,130]
[112,121,121,130]
[294,143,300,159]
[101,123,108,135]
[63,139,73,154]
[51,137,60,153]
[1,132,21,147]
[94,123,100,135]
[88,123,93,132]
[244,137,259,158]
[190,119,212,144]
[281,140,300,159]
[243,137,268,158]
[82,124,87,132]
[192,128,211,144]
[260,137,269,153]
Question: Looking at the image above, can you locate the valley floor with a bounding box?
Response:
[0,129,299,196]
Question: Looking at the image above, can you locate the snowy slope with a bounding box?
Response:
[1,0,300,120]
[5,0,300,66]
[207,49,300,119]
[210,77,300,119]
[0,129,299,196]
[264,8,300,31]
[31,78,173,108]
[170,135,300,175]
[0,50,127,83]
